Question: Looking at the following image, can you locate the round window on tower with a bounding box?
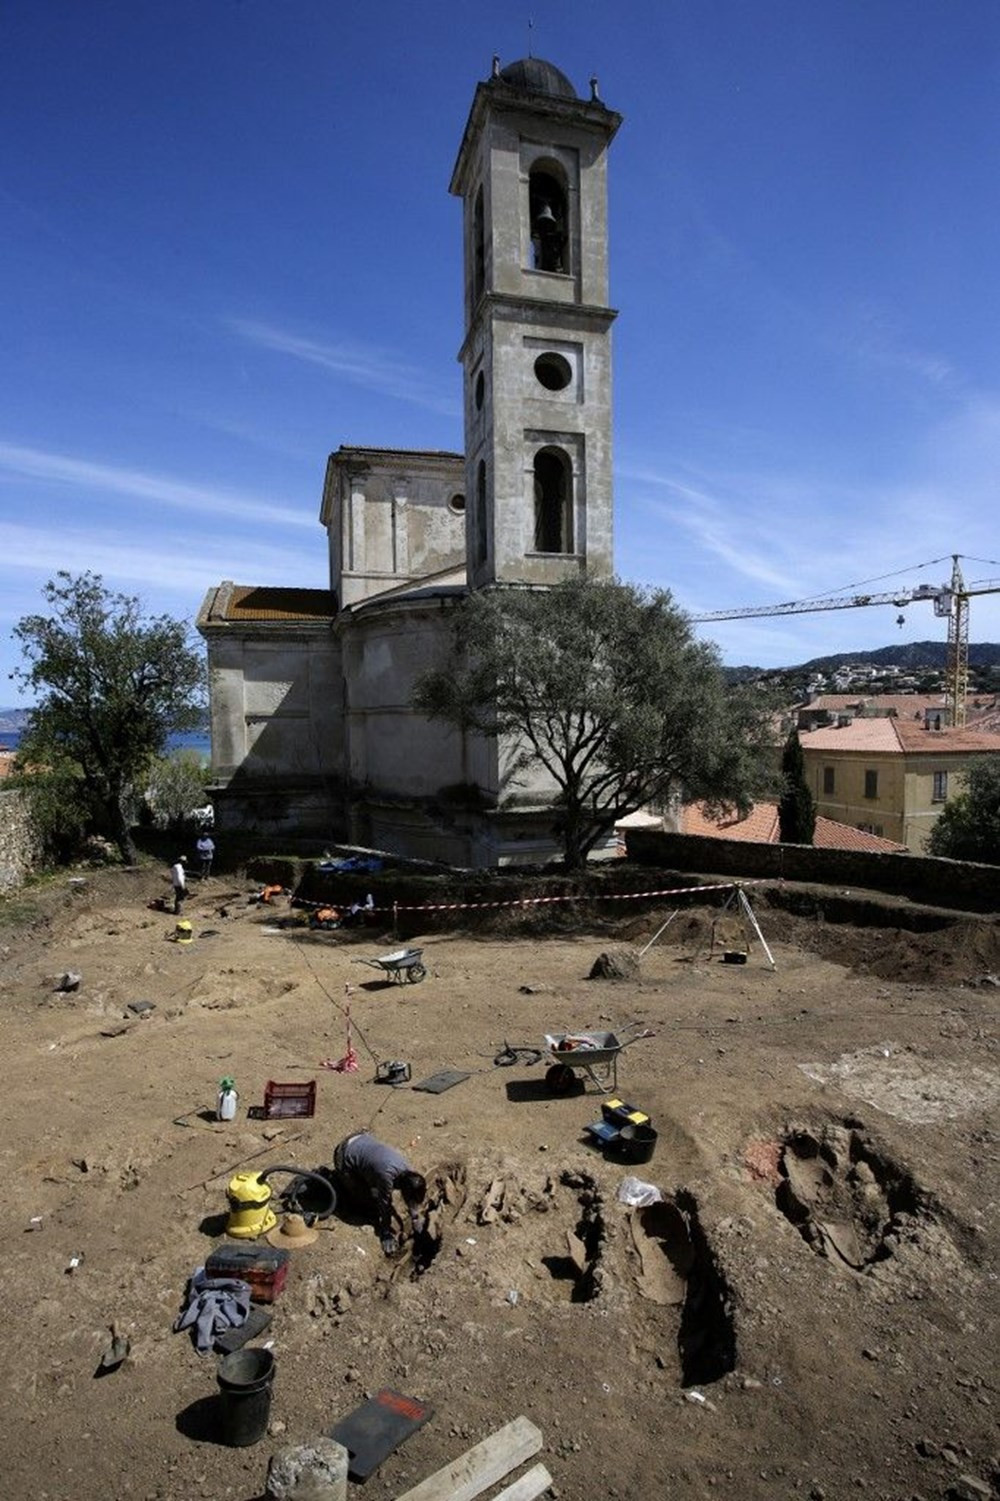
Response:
[449,493,466,515]
[534,352,572,392]
[474,371,485,410]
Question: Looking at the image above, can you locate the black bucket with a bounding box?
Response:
[216,1347,275,1447]
[608,1122,658,1165]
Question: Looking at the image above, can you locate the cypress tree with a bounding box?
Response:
[778,729,816,844]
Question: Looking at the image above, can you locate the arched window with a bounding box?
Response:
[528,165,568,274]
[475,460,488,566]
[533,447,572,553]
[472,185,485,303]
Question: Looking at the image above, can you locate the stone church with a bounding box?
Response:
[198,56,622,866]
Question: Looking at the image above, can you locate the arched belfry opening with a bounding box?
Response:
[533,447,572,554]
[529,164,568,273]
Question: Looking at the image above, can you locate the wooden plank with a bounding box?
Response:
[393,1417,543,1501]
[491,1461,554,1501]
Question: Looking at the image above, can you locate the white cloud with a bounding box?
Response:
[0,521,322,595]
[0,442,316,530]
[230,318,461,419]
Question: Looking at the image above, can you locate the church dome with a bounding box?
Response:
[497,57,577,100]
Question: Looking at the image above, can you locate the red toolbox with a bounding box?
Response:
[205,1241,290,1303]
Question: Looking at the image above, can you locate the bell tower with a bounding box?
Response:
[450,57,622,589]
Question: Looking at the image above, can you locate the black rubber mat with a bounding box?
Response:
[329,1388,433,1479]
[411,1069,470,1094]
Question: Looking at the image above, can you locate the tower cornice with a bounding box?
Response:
[450,80,622,197]
[456,293,618,364]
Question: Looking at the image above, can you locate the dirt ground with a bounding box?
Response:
[0,865,997,1501]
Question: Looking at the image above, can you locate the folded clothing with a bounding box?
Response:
[174,1266,252,1354]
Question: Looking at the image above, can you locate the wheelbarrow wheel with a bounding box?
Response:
[406,962,426,983]
[545,1062,581,1095]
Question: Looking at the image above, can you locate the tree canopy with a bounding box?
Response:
[414,575,776,868]
[778,729,816,844]
[11,572,206,863]
[926,757,1000,865]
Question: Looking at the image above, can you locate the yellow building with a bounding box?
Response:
[798,718,1000,852]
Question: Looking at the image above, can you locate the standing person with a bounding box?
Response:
[170,855,187,915]
[344,893,375,927]
[196,830,215,881]
[332,1131,426,1255]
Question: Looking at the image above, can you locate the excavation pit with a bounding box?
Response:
[776,1123,927,1271]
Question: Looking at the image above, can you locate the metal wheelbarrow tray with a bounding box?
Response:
[356,947,427,984]
[543,1024,646,1094]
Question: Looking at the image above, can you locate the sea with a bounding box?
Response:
[0,728,211,759]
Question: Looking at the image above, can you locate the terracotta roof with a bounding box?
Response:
[806,693,951,717]
[801,714,1000,756]
[804,693,999,723]
[799,719,901,752]
[892,720,1000,753]
[812,818,907,853]
[681,802,778,842]
[680,801,906,853]
[206,585,338,624]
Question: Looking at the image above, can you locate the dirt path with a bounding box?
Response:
[0,868,997,1501]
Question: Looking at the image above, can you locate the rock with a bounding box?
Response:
[266,1438,349,1500]
[947,1480,992,1501]
[55,971,82,992]
[588,948,640,981]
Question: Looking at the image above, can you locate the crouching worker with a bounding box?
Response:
[309,905,341,931]
[333,1131,426,1256]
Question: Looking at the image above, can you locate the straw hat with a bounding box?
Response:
[266,1212,319,1249]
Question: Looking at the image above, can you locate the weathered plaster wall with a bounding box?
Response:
[323,452,466,607]
[208,631,344,782]
[0,789,40,892]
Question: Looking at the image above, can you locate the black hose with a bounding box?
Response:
[494,1043,544,1067]
[260,1165,337,1222]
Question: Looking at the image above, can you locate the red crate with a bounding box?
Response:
[263,1079,317,1119]
[206,1242,290,1304]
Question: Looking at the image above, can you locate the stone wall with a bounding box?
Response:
[0,789,40,893]
[624,828,1000,914]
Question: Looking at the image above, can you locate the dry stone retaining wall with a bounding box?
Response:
[625,827,998,914]
[0,789,40,893]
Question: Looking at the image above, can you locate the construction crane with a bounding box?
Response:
[688,555,1000,728]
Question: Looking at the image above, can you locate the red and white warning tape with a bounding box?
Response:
[382,879,759,915]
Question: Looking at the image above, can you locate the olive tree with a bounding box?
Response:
[11,572,205,863]
[414,575,776,869]
[927,758,1000,865]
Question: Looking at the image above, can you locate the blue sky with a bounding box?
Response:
[3,1,1000,703]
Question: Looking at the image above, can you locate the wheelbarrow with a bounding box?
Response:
[355,947,427,984]
[542,1023,651,1095]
